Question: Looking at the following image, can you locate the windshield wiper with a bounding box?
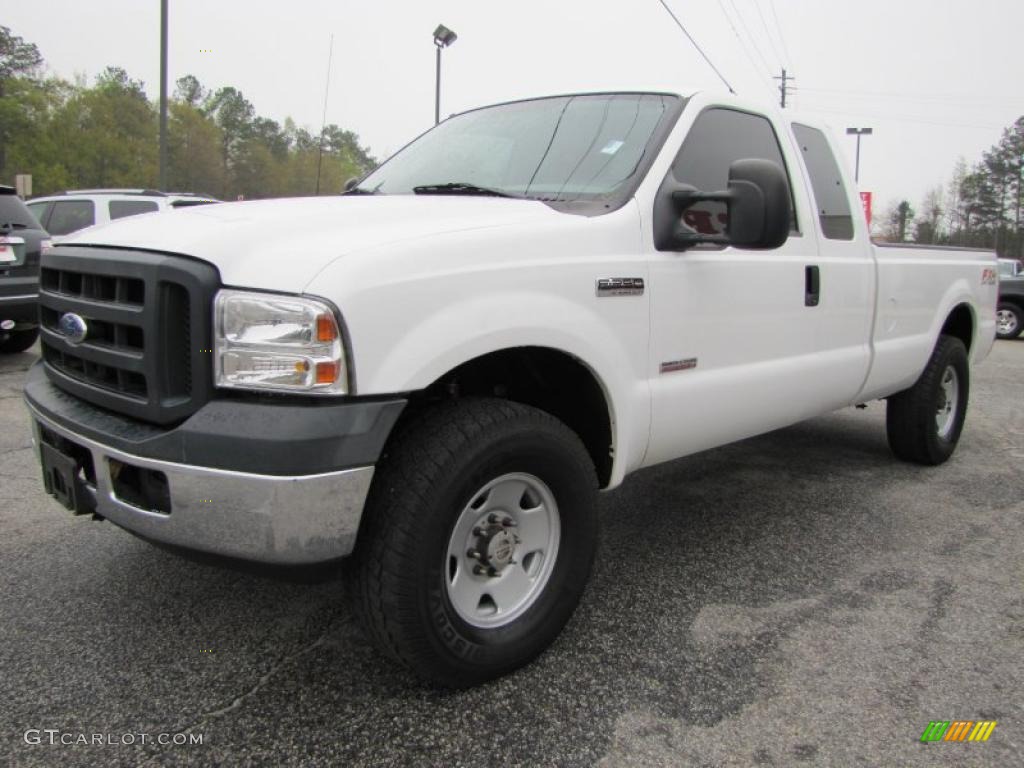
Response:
[412,182,519,198]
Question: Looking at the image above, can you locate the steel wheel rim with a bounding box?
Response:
[936,365,959,439]
[444,472,560,629]
[997,309,1017,335]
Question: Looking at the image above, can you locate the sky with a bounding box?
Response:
[4,0,1023,211]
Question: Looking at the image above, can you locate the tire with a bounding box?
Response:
[349,398,598,688]
[886,335,969,465]
[995,302,1023,339]
[0,327,39,354]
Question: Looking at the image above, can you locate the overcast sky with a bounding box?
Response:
[5,0,1023,210]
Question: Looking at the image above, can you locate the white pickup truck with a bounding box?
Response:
[25,89,996,687]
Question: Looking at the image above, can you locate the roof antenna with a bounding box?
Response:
[656,0,736,94]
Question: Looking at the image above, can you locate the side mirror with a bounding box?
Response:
[654,158,792,251]
[342,177,360,193]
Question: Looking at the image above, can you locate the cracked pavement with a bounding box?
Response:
[1,342,1022,767]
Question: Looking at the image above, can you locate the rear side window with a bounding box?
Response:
[0,194,40,229]
[669,107,798,238]
[26,201,51,228]
[792,124,854,240]
[47,200,96,235]
[109,200,159,220]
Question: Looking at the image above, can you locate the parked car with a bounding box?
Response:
[997,257,1022,279]
[26,189,219,237]
[25,89,997,687]
[0,185,50,354]
[996,258,1024,338]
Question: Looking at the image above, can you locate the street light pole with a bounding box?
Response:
[432,25,457,125]
[435,44,441,126]
[846,127,873,184]
[159,0,168,190]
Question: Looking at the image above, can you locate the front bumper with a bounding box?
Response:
[24,365,406,565]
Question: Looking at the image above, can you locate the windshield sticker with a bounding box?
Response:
[600,140,625,155]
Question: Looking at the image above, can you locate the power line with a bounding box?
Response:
[716,0,770,91]
[797,86,1016,107]
[753,0,786,70]
[726,0,775,76]
[656,0,735,94]
[800,104,1002,131]
[768,0,793,67]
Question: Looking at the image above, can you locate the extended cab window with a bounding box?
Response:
[46,200,95,236]
[109,200,159,220]
[669,107,797,238]
[792,124,854,240]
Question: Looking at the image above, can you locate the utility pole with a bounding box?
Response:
[845,127,873,184]
[158,0,168,190]
[773,68,794,109]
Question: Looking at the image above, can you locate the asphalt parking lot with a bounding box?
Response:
[1,341,1022,768]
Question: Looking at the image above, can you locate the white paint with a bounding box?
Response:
[69,92,998,489]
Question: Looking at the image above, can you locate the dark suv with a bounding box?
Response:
[0,185,50,354]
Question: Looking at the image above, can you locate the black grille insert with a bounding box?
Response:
[41,268,145,306]
[39,247,219,425]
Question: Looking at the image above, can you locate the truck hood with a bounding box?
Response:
[61,196,564,292]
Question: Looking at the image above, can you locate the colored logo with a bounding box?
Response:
[921,721,997,743]
[58,312,88,345]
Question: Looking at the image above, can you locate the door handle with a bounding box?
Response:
[805,265,820,307]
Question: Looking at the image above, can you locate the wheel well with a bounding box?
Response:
[941,303,974,352]
[399,348,614,488]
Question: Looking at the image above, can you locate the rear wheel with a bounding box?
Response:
[996,303,1022,339]
[349,398,598,687]
[0,327,39,354]
[886,335,969,465]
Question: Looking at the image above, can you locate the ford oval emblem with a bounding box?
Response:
[58,312,89,345]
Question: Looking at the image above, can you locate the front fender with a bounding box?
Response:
[367,291,647,486]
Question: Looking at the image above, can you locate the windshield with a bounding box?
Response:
[356,93,678,205]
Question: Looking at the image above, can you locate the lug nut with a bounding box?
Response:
[467,548,481,560]
[473,565,487,576]
[502,518,517,528]
[472,526,484,536]
[487,513,500,524]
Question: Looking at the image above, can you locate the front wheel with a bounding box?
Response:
[886,335,969,465]
[996,302,1022,339]
[349,398,598,687]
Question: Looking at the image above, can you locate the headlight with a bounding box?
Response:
[214,290,349,395]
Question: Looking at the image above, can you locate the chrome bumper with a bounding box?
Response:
[28,404,374,565]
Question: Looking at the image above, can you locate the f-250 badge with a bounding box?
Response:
[596,277,644,296]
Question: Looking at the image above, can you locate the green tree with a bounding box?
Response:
[0,25,44,180]
[48,67,158,188]
[167,100,223,195]
[204,86,254,196]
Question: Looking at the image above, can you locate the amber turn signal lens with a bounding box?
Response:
[315,361,339,384]
[316,313,338,342]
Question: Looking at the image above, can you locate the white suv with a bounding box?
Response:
[26,189,219,237]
